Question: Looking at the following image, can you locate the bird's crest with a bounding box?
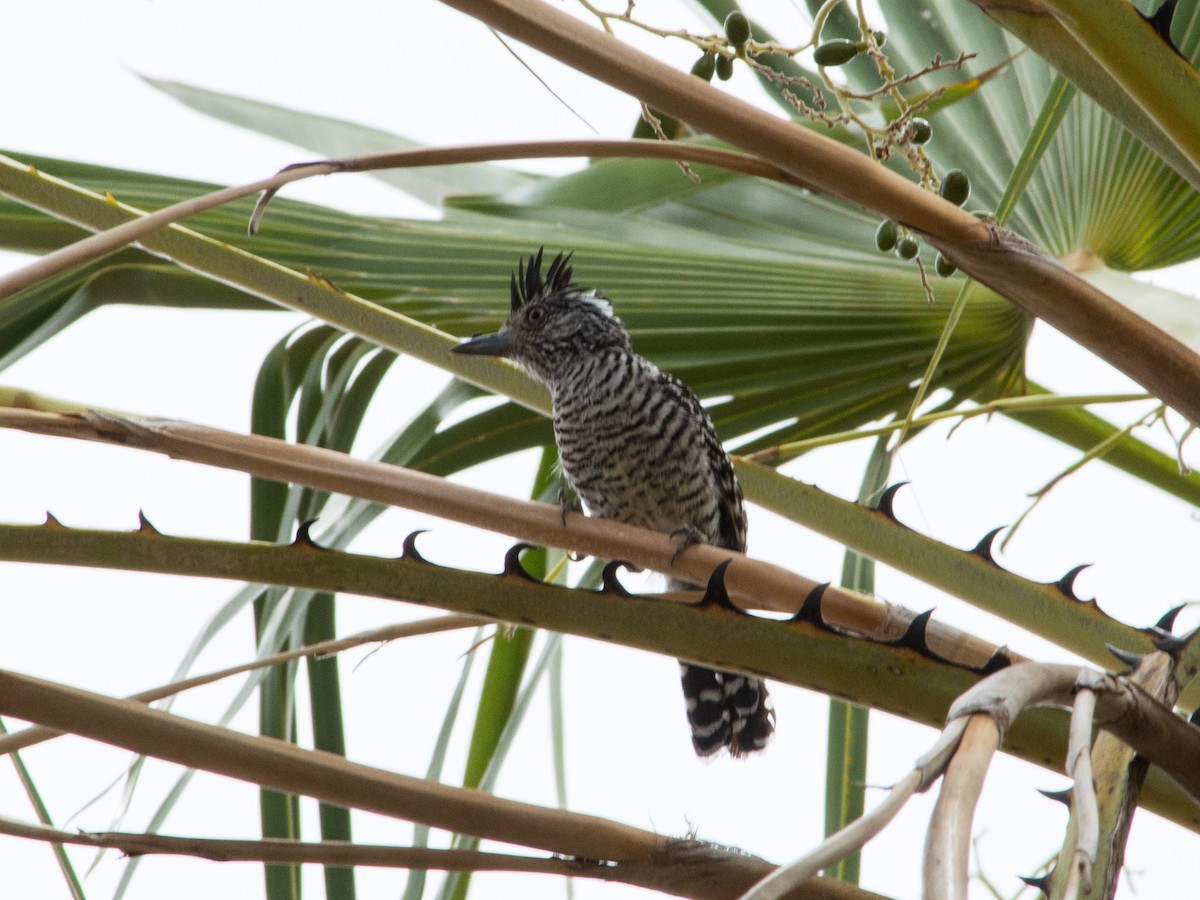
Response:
[510,248,575,311]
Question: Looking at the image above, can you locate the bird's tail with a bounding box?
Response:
[680,663,775,757]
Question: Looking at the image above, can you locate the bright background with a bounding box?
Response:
[1,2,1197,898]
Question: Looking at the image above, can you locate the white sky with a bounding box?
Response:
[1,2,1198,899]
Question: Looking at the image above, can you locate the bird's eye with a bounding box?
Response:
[527,307,546,322]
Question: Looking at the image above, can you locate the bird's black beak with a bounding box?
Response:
[451,330,516,358]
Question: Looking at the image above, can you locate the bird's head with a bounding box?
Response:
[451,249,632,385]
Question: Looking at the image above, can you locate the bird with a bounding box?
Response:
[451,249,775,756]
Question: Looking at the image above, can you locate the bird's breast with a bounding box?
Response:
[552,365,721,540]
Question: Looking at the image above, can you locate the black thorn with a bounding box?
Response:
[891,608,935,653]
[970,526,1005,565]
[790,582,832,628]
[601,560,637,597]
[977,647,1012,675]
[1054,564,1093,600]
[1019,872,1053,896]
[502,543,541,581]
[698,559,742,612]
[137,510,162,535]
[1140,0,1189,62]
[1150,630,1190,657]
[43,511,64,528]
[294,518,327,550]
[402,529,432,563]
[874,481,909,522]
[1038,786,1073,806]
[1107,644,1146,669]
[1155,604,1186,633]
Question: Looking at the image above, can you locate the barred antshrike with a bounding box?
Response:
[452,249,774,756]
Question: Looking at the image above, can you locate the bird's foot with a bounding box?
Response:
[558,487,583,526]
[670,524,705,565]
[558,488,588,561]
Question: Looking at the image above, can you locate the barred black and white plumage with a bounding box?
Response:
[452,249,775,757]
